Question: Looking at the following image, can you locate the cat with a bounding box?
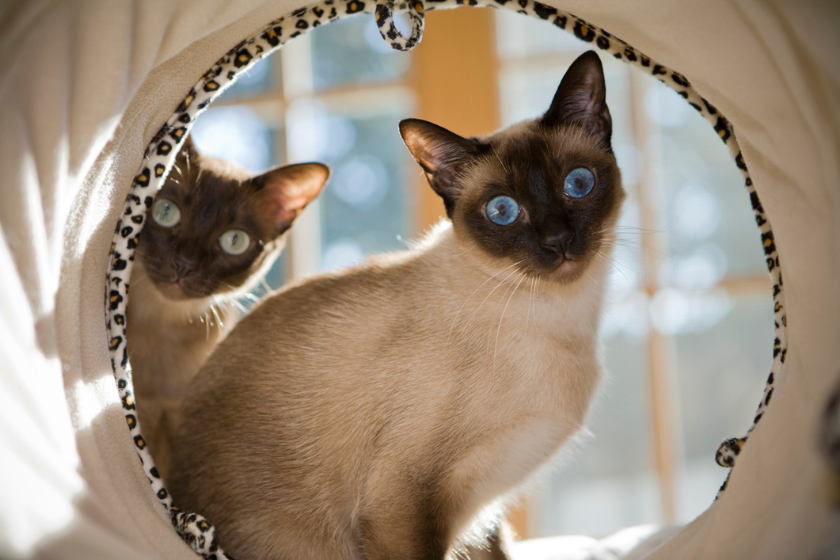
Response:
[169,51,624,560]
[127,137,329,478]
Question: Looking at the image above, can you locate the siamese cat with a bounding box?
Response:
[127,137,329,477]
[170,51,624,560]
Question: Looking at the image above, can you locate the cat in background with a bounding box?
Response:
[171,51,624,560]
[127,137,329,477]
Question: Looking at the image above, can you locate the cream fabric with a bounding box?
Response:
[0,0,836,558]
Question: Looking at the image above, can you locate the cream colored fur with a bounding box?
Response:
[127,261,236,478]
[128,242,282,478]
[170,216,617,560]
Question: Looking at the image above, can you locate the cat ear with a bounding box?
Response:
[400,118,483,217]
[542,51,612,149]
[251,163,330,237]
[174,135,201,170]
[178,135,198,158]
[182,135,196,154]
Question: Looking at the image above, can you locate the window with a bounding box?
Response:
[194,7,773,541]
[191,15,417,287]
[495,10,773,536]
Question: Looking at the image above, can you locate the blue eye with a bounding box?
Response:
[564,168,595,198]
[485,196,520,226]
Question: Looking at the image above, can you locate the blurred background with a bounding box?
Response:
[190,8,773,540]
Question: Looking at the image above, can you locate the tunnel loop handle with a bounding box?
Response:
[374,0,425,51]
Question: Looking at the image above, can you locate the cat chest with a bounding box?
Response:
[465,319,601,412]
[449,328,601,499]
[448,395,590,525]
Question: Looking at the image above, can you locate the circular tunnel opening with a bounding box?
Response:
[106,3,784,556]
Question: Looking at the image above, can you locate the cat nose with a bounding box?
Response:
[540,229,573,255]
[173,257,196,277]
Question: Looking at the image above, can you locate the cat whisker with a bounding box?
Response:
[608,265,635,294]
[493,273,525,372]
[600,251,631,284]
[524,276,534,339]
[614,233,649,242]
[525,276,537,338]
[614,226,659,234]
[448,260,523,341]
[218,283,252,313]
[532,275,541,330]
[611,232,642,244]
[200,310,210,340]
[613,240,644,249]
[210,304,224,329]
[211,295,224,314]
[580,261,602,290]
[229,297,248,314]
[462,264,524,338]
[218,281,238,294]
[452,246,475,259]
[260,278,273,296]
[610,260,643,283]
[612,238,669,260]
[491,144,508,174]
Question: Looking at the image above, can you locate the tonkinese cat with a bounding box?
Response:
[170,51,624,560]
[127,138,329,477]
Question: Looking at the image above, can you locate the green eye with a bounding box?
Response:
[152,199,181,228]
[219,229,251,255]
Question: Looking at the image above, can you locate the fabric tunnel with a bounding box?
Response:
[0,0,838,558]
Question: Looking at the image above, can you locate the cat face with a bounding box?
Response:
[137,139,329,300]
[401,51,624,284]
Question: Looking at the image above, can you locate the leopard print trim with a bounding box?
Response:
[376,0,425,50]
[104,0,787,555]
